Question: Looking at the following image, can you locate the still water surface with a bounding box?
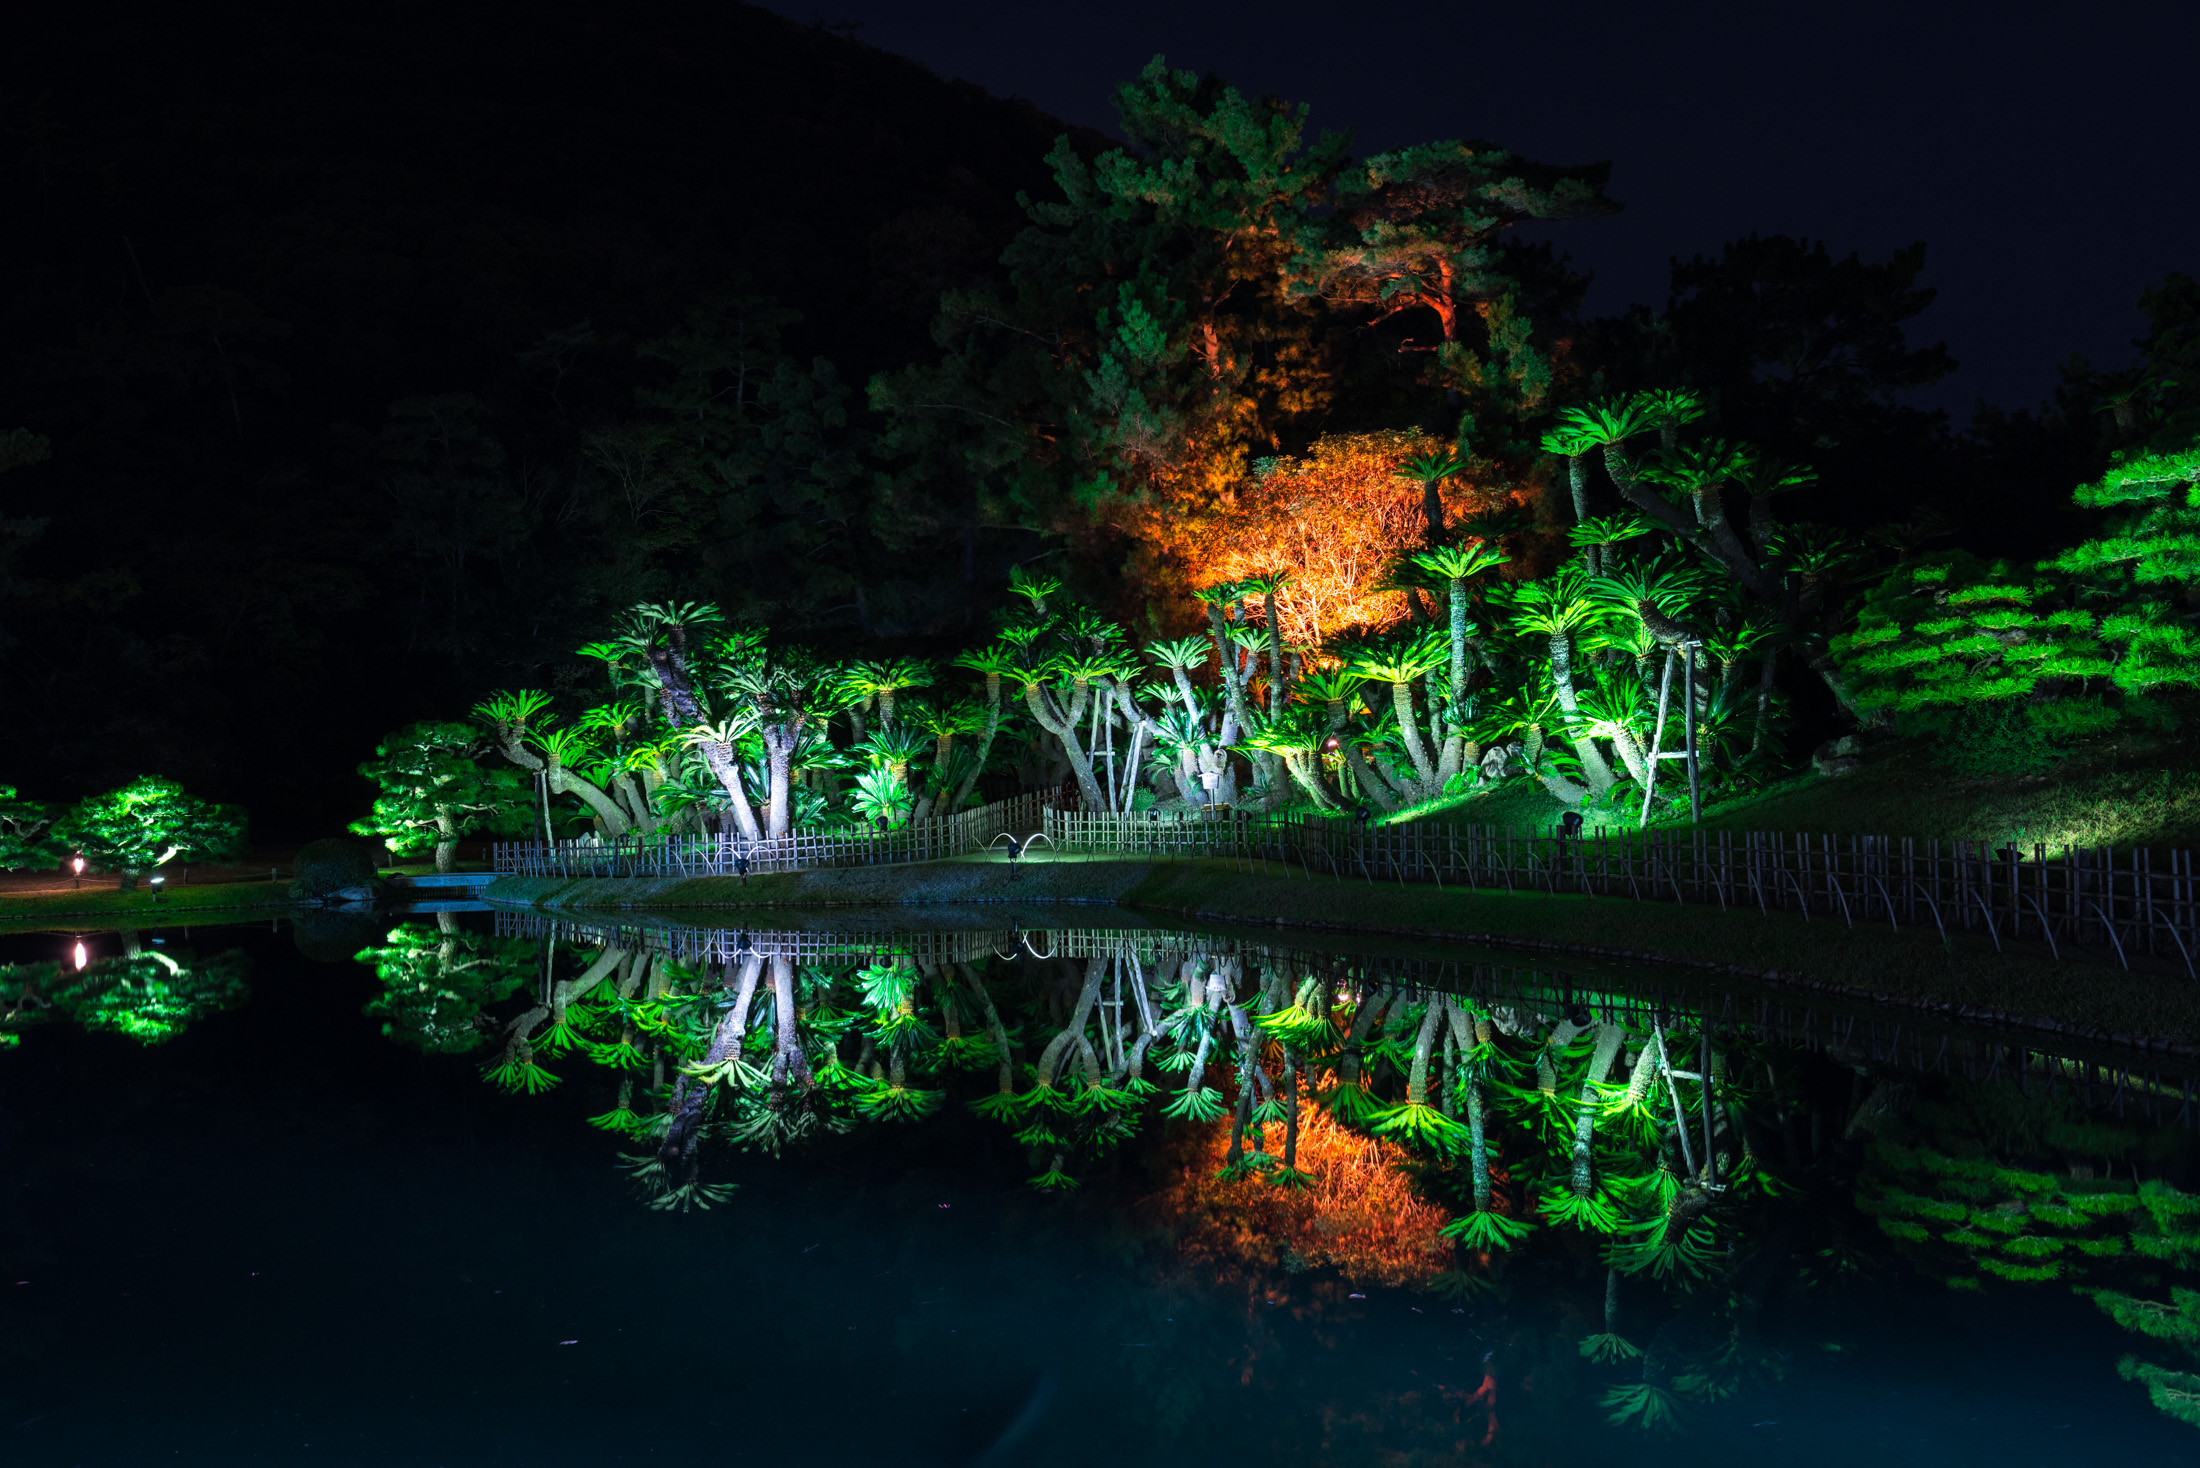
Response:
[3,913,2196,1466]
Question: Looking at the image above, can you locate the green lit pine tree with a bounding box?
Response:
[1829,552,2116,772]
[2044,445,2200,694]
[56,776,246,889]
[0,784,64,870]
[351,721,526,872]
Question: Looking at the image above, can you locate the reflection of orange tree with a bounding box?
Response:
[1148,1101,1452,1287]
[1109,430,1518,645]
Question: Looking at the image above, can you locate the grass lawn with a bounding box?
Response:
[1300,729,2200,852]
[0,879,295,928]
[1277,778,1569,831]
[1681,732,2200,851]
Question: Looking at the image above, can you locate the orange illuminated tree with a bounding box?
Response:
[1112,429,1521,649]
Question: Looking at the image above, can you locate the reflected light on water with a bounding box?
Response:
[7,915,2200,1467]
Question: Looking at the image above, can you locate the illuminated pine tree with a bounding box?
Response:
[1830,552,2116,761]
[351,721,526,872]
[56,777,246,889]
[1307,142,1611,437]
[2044,445,2200,693]
[0,785,62,871]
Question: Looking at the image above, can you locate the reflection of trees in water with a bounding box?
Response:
[0,934,248,1046]
[443,932,1809,1430]
[1856,1075,2200,1431]
[427,921,2200,1441]
[356,912,536,1055]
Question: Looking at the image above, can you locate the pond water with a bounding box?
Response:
[4,912,2199,1467]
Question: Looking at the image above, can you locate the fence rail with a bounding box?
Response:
[490,792,1048,882]
[493,793,2200,973]
[1039,809,2200,975]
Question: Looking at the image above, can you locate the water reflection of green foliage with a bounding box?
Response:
[356,914,537,1055]
[460,930,2200,1439]
[0,940,249,1046]
[1859,1079,2200,1429]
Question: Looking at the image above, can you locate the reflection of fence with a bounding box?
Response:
[491,916,995,967]
[488,909,2200,1126]
[490,792,1047,881]
[493,794,2200,971]
[1041,812,2200,974]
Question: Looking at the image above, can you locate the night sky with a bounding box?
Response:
[764,0,2200,418]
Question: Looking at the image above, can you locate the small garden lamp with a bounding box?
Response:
[72,938,87,971]
[148,873,166,899]
[71,853,84,890]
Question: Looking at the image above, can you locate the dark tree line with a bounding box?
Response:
[0,3,2158,835]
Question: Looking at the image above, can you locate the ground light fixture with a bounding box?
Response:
[149,874,166,898]
[71,853,84,889]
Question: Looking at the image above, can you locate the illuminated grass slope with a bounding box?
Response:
[1680,731,2200,850]
[1341,729,2200,851]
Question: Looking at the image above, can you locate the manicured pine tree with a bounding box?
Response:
[2044,445,2200,693]
[57,776,245,889]
[351,721,526,872]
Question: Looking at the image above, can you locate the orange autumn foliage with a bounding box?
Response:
[1108,429,1522,648]
[1147,1098,1454,1287]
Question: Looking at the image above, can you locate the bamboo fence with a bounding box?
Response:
[1041,810,2200,975]
[490,792,1048,883]
[492,794,2200,974]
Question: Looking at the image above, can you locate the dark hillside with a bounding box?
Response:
[0,2,1100,834]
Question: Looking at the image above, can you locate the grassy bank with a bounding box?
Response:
[1684,734,2200,849]
[1328,731,2200,852]
[0,879,295,927]
[487,854,2200,1051]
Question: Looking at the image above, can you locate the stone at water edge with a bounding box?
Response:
[288,838,386,904]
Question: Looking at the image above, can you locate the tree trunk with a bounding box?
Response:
[433,810,458,873]
[1467,1075,1492,1211]
[561,945,629,1006]
[549,760,633,837]
[1568,453,1594,573]
[660,955,763,1167]
[1447,578,1471,704]
[695,740,762,843]
[613,773,650,827]
[1023,683,1108,812]
[1604,442,1780,602]
[1391,679,1439,791]
[1406,998,1444,1105]
[1606,723,1651,787]
[949,674,1005,811]
[1570,1024,1624,1196]
[768,956,810,1089]
[1034,958,1107,1087]
[1278,751,1335,811]
[764,725,798,839]
[1263,587,1287,718]
[1546,633,1617,794]
[1340,739,1403,812]
[1750,654,1778,756]
[1340,985,1391,1089]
